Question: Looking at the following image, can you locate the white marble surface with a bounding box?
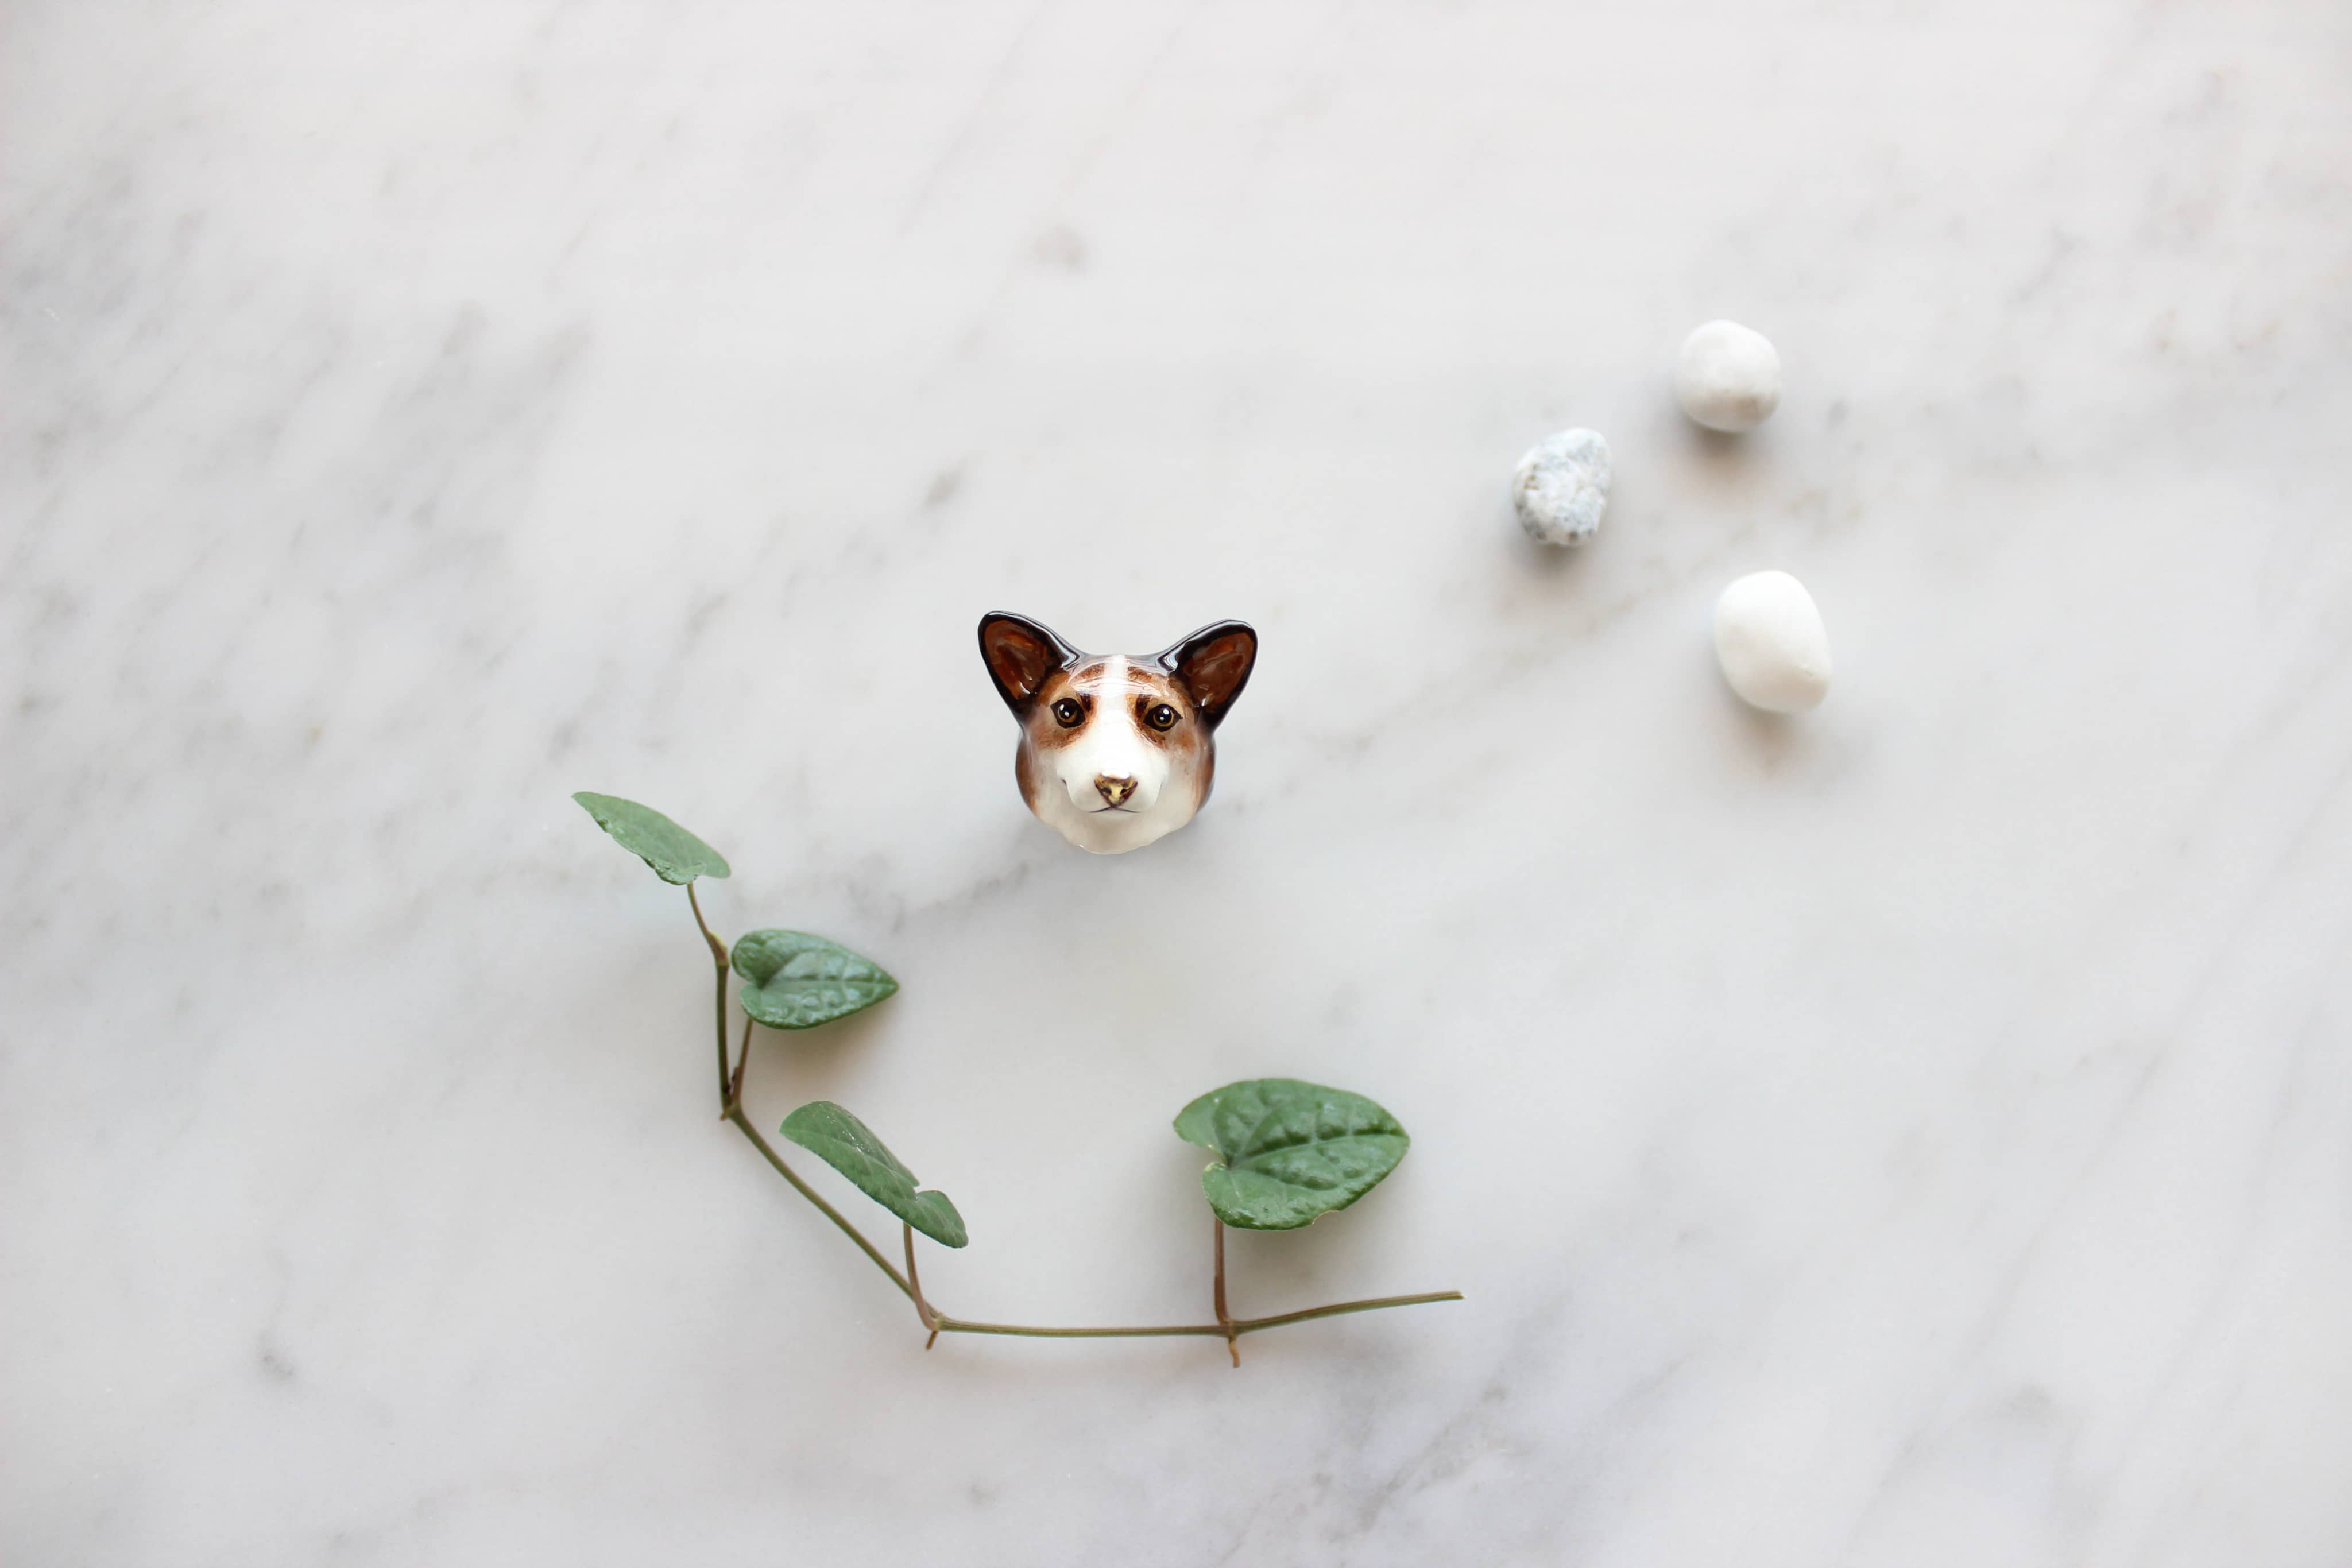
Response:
[6,2,2351,1562]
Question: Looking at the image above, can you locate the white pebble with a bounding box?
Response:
[1714,570,1832,713]
[1676,320,1782,432]
[1511,428,1611,546]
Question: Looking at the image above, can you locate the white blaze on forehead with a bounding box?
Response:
[1082,656,1139,756]
[1075,656,1148,729]
[1078,656,1127,700]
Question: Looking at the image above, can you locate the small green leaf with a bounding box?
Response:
[1173,1078,1410,1232]
[572,792,731,884]
[730,930,899,1029]
[780,1101,967,1248]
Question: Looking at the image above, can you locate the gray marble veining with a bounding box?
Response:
[5,1,2350,1563]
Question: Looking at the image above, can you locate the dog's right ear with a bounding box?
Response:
[978,613,1080,713]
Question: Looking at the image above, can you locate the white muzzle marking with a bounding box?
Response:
[1034,656,1190,854]
[1056,658,1166,815]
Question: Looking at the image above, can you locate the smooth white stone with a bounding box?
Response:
[1715,570,1833,712]
[1676,319,1783,432]
[1511,428,1611,545]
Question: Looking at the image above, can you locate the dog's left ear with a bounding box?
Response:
[1158,620,1258,730]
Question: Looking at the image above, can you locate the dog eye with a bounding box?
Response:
[1146,704,1179,731]
[1051,698,1084,727]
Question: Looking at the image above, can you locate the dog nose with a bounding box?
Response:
[1095,774,1137,807]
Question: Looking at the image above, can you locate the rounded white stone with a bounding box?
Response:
[1511,428,1611,546]
[1714,570,1832,713]
[1676,320,1782,432]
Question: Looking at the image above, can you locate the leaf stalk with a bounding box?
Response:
[904,1223,941,1349]
[1213,1215,1239,1366]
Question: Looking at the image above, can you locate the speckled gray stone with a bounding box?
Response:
[1511,428,1611,546]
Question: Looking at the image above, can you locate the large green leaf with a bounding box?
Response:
[572,792,730,884]
[730,930,899,1029]
[780,1101,967,1248]
[1173,1078,1410,1231]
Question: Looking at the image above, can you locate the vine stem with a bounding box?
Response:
[727,1013,753,1112]
[688,881,729,1105]
[929,1292,1465,1341]
[726,1105,917,1302]
[688,888,1465,1352]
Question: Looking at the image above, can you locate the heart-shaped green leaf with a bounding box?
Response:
[780,1101,967,1248]
[1173,1078,1410,1231]
[572,792,731,884]
[730,930,899,1029]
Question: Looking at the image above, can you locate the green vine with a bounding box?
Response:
[577,791,1461,1365]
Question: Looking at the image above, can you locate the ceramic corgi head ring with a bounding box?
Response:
[978,613,1258,855]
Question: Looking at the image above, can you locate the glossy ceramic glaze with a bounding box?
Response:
[979,613,1257,854]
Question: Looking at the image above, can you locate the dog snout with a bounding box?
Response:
[1094,774,1138,808]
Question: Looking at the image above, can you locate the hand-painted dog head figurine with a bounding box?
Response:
[979,613,1258,855]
